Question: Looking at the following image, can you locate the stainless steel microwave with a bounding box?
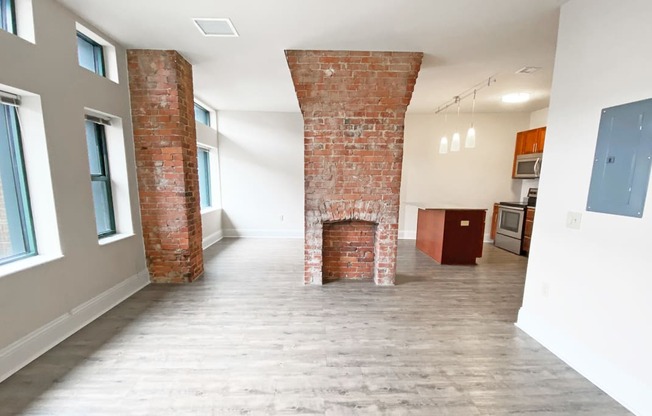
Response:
[514,153,542,179]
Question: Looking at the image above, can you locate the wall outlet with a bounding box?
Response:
[566,211,582,230]
[280,215,284,222]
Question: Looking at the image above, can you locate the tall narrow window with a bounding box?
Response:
[85,119,115,238]
[194,103,211,127]
[77,32,106,76]
[0,100,36,265]
[197,148,211,209]
[0,0,16,34]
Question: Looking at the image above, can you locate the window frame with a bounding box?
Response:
[194,103,211,127]
[77,31,106,77]
[86,120,116,238]
[0,0,16,34]
[197,147,212,210]
[0,102,36,266]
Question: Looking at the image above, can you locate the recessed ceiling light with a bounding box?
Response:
[516,66,541,74]
[193,18,239,37]
[502,93,531,103]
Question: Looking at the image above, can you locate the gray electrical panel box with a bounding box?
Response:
[587,98,652,218]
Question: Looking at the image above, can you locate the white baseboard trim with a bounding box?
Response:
[0,270,149,383]
[516,308,650,416]
[398,230,416,240]
[483,233,493,243]
[223,229,304,238]
[202,229,223,249]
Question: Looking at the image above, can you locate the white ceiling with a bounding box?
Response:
[57,0,564,114]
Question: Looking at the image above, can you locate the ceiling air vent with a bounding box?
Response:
[193,18,239,37]
[516,66,541,74]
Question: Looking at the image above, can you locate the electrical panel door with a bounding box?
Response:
[587,98,652,217]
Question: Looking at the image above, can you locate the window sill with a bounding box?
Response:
[0,253,64,279]
[99,232,135,246]
[201,207,221,215]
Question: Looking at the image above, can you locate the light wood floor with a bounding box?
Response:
[0,239,632,415]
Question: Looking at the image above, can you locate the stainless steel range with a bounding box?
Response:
[494,188,537,255]
[494,202,527,254]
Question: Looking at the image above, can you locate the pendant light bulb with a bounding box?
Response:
[451,132,461,152]
[465,126,476,148]
[465,89,477,149]
[439,136,448,154]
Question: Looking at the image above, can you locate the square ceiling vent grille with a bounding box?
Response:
[193,18,239,37]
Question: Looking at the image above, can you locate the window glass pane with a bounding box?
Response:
[77,33,105,76]
[194,104,211,126]
[91,181,113,236]
[85,121,103,175]
[0,104,36,264]
[85,121,115,237]
[197,149,211,209]
[1,0,16,34]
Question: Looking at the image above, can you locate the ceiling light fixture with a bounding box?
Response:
[465,90,477,148]
[193,18,239,37]
[502,92,530,103]
[435,76,495,154]
[451,97,461,152]
[439,106,449,154]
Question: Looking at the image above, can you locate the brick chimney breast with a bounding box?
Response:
[285,50,423,285]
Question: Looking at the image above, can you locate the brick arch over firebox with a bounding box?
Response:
[286,50,423,285]
[306,200,397,285]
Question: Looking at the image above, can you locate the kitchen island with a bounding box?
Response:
[415,208,486,265]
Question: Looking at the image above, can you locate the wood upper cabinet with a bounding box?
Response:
[512,127,546,177]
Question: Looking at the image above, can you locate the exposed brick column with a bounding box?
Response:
[286,50,423,286]
[127,50,204,283]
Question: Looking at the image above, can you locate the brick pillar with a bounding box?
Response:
[286,50,423,286]
[127,50,204,283]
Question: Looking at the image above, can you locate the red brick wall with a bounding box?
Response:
[127,50,204,283]
[323,220,376,281]
[286,50,423,285]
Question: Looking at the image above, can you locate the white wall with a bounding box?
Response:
[517,1,652,414]
[0,0,147,380]
[399,113,530,239]
[529,107,549,129]
[196,121,223,248]
[218,111,304,238]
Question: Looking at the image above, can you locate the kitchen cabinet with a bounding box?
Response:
[490,203,499,241]
[522,207,535,254]
[416,208,486,265]
[512,127,546,177]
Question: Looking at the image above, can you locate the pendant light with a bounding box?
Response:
[439,106,449,154]
[450,97,461,152]
[434,76,495,155]
[439,136,449,154]
[465,90,477,148]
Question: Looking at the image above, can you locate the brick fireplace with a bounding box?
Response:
[286,50,423,285]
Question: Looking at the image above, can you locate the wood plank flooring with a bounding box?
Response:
[0,239,632,415]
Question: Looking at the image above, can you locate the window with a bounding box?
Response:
[194,103,211,127]
[0,100,36,265]
[197,148,211,209]
[77,32,105,76]
[85,119,115,238]
[0,0,16,34]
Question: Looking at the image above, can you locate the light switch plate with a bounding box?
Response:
[566,211,582,230]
